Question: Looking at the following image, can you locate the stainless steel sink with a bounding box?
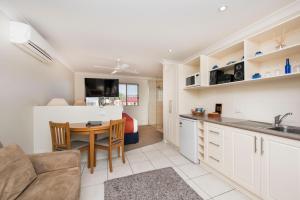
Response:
[268,126,300,134]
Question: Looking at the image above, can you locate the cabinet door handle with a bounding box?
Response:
[261,137,264,155]
[209,130,220,135]
[209,156,220,162]
[254,136,257,153]
[209,142,220,147]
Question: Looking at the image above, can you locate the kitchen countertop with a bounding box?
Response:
[179,114,300,141]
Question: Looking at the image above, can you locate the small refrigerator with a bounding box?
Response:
[179,117,199,163]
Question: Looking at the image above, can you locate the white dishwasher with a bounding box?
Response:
[179,117,199,163]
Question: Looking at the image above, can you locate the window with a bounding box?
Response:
[119,83,139,106]
[119,84,127,106]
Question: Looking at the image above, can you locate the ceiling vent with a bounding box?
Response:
[9,21,54,63]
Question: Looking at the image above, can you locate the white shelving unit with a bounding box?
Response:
[245,15,300,81]
[179,56,209,114]
[182,56,209,88]
[247,44,300,62]
[182,15,300,90]
[208,41,244,71]
[198,121,205,161]
[184,71,300,90]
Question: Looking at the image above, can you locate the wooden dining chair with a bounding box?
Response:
[49,121,90,167]
[95,118,126,172]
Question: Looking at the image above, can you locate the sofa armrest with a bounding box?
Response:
[28,150,81,174]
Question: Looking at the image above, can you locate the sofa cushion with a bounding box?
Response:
[17,167,80,200]
[29,150,80,174]
[0,145,37,200]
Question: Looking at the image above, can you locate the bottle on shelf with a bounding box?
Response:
[285,58,291,74]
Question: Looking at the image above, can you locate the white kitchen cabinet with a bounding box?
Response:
[261,135,300,200]
[163,62,179,146]
[203,123,300,199]
[232,129,261,195]
[205,123,224,171]
[222,126,234,178]
[204,123,234,178]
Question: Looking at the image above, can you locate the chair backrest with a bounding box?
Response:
[49,121,71,151]
[108,118,126,145]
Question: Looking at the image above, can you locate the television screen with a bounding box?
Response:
[85,78,119,97]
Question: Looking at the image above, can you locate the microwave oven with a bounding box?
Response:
[186,73,201,87]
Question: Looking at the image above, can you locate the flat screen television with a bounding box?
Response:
[85,78,119,97]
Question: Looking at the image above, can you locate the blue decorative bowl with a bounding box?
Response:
[252,73,261,79]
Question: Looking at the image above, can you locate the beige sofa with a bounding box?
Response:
[0,142,81,200]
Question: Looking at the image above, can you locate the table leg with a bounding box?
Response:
[89,131,95,174]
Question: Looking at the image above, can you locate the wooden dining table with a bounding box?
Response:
[70,122,110,174]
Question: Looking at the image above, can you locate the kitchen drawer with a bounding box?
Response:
[208,142,222,160]
[207,154,222,169]
[207,130,222,145]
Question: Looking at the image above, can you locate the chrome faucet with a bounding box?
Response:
[274,113,293,127]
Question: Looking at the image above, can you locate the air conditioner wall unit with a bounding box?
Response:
[9,21,55,63]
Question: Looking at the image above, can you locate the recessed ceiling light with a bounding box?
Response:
[168,49,173,53]
[219,5,228,12]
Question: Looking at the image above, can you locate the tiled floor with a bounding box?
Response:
[80,141,251,200]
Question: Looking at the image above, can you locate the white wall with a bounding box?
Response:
[33,105,122,153]
[0,12,74,153]
[195,78,300,126]
[74,72,160,125]
[148,80,157,125]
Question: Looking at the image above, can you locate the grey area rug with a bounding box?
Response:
[104,167,203,200]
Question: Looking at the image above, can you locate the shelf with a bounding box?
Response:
[210,41,244,58]
[199,140,204,144]
[210,60,244,72]
[211,72,300,87]
[184,56,200,67]
[247,16,300,43]
[184,72,300,90]
[199,154,204,160]
[199,148,204,154]
[247,71,300,83]
[248,44,300,62]
[209,80,244,88]
[184,85,204,90]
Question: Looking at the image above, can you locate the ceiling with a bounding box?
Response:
[0,0,295,78]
